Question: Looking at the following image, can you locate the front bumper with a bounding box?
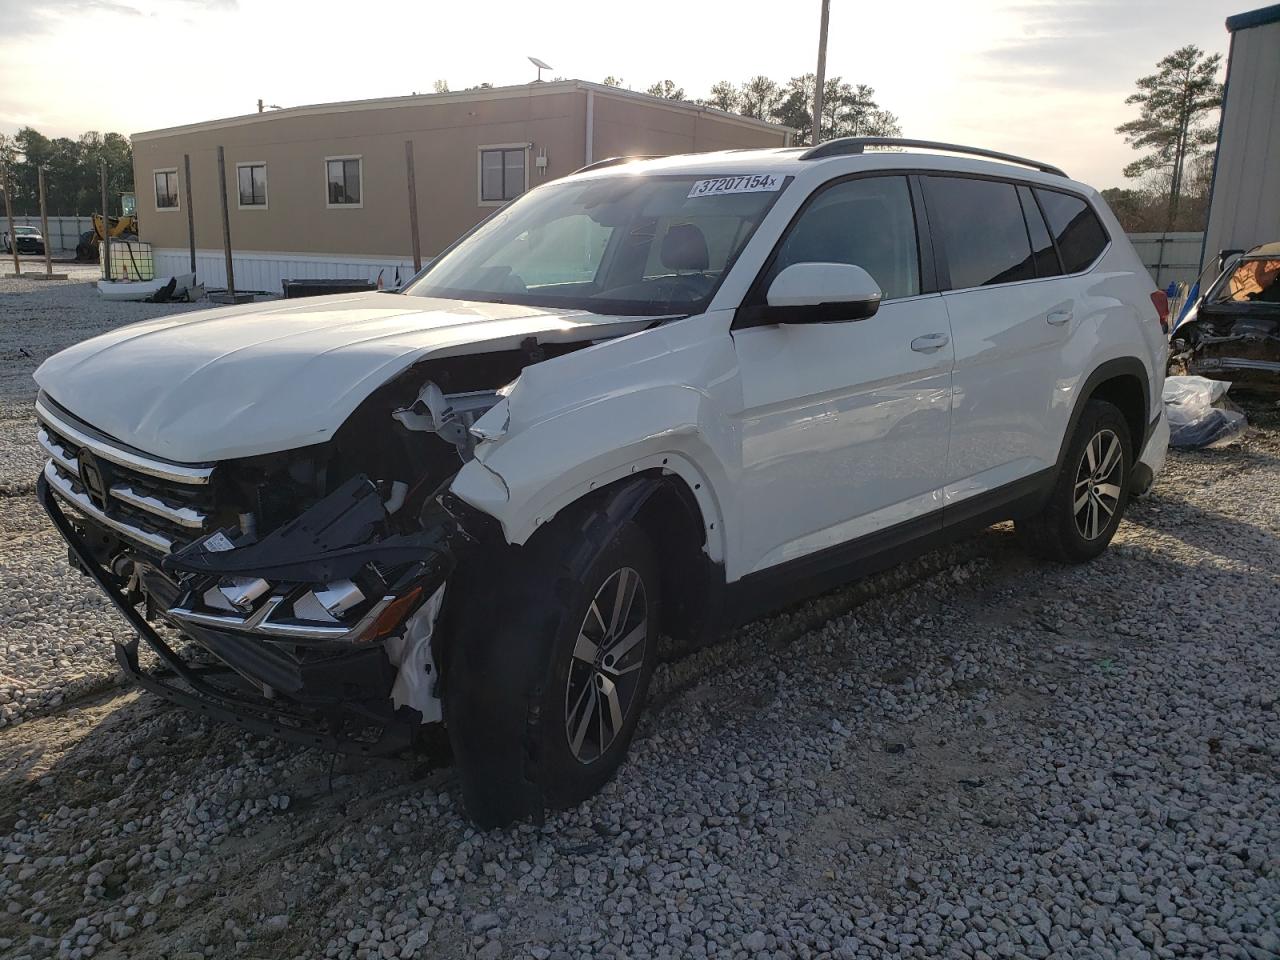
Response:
[38,472,423,756]
[1131,408,1169,496]
[1188,355,1280,394]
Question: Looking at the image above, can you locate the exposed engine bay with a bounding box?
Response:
[1170,250,1280,394]
[35,335,605,753]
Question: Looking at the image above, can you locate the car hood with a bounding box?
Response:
[35,292,653,462]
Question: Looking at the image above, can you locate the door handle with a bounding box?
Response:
[1047,310,1073,326]
[910,333,950,352]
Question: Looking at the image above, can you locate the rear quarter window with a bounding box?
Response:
[1034,189,1109,274]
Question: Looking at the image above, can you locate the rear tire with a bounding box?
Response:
[445,506,660,827]
[1017,399,1132,563]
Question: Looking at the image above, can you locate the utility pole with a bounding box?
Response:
[38,167,52,277]
[100,159,111,282]
[216,145,235,298]
[2,160,19,277]
[405,140,422,273]
[811,0,831,146]
[183,153,196,274]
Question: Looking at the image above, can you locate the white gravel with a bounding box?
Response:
[1,273,1277,960]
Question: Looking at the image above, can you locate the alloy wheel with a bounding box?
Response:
[564,566,648,764]
[1073,428,1123,540]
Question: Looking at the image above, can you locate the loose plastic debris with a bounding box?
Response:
[1163,375,1247,448]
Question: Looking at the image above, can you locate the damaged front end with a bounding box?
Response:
[33,353,538,754]
[1171,252,1280,394]
[1170,312,1280,393]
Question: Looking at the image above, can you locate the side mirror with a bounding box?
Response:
[762,262,883,325]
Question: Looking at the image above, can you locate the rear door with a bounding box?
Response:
[730,174,954,576]
[922,175,1075,510]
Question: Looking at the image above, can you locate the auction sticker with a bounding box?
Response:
[688,174,784,198]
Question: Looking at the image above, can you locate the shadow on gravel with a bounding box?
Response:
[1125,493,1280,570]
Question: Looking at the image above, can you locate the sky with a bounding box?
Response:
[0,0,1244,188]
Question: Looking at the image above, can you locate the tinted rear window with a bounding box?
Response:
[1035,189,1108,273]
[1018,185,1060,278]
[925,177,1035,290]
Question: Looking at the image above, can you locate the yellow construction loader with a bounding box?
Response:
[75,214,140,261]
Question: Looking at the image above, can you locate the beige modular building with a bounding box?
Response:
[1201,4,1280,268]
[131,81,792,291]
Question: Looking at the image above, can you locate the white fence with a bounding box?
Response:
[153,248,420,294]
[1,215,94,255]
[1126,232,1205,288]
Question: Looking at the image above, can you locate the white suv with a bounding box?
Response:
[35,138,1169,826]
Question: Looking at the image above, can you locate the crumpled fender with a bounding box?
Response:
[449,315,734,563]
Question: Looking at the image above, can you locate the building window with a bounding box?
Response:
[326,156,362,207]
[479,146,526,204]
[237,162,267,208]
[154,169,179,210]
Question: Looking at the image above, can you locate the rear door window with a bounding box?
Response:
[1018,185,1061,278]
[924,177,1035,290]
[1034,189,1109,274]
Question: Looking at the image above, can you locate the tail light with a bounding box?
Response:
[1150,290,1170,334]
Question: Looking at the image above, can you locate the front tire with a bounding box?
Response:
[1017,399,1132,563]
[445,508,659,827]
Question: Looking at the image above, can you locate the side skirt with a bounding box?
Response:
[720,468,1055,628]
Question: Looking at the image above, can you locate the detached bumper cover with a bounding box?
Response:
[37,472,417,756]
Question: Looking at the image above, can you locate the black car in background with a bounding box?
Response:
[1170,242,1280,394]
[2,225,45,255]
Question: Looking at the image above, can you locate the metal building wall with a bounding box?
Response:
[1202,8,1280,268]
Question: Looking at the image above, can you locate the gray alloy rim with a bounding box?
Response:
[564,566,648,765]
[1074,428,1124,541]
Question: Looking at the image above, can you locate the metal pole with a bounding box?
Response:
[99,159,111,282]
[216,145,235,297]
[811,0,830,146]
[405,140,422,273]
[2,161,19,277]
[184,153,196,274]
[38,166,52,277]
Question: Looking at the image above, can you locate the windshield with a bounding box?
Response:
[1212,257,1280,305]
[404,173,789,316]
[15,226,37,236]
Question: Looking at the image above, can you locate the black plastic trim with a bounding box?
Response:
[37,472,412,757]
[724,468,1056,626]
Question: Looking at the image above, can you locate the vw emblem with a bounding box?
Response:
[78,452,108,508]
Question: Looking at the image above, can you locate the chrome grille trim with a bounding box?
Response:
[110,484,207,529]
[35,396,214,486]
[167,595,394,642]
[43,461,174,554]
[38,429,79,475]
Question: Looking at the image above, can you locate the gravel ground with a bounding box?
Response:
[1,274,1277,960]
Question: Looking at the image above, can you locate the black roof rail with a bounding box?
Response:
[572,155,662,175]
[799,137,1068,177]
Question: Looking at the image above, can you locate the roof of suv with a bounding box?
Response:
[569,140,1090,194]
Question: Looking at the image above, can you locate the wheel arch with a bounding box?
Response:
[532,468,727,656]
[1055,357,1151,474]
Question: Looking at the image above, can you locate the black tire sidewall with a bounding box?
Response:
[537,521,660,810]
[1053,401,1133,561]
